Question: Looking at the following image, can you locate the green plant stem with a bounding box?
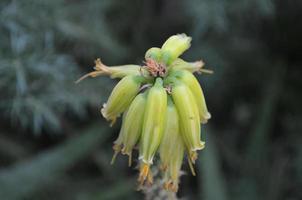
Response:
[246,65,285,164]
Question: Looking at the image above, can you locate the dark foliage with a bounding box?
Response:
[0,0,301,199]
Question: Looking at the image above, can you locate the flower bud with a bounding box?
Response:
[120,91,148,166]
[169,58,204,72]
[110,110,128,164]
[145,47,162,62]
[161,34,192,65]
[76,58,144,83]
[101,75,145,125]
[159,96,181,169]
[163,141,184,192]
[138,78,167,185]
[169,77,205,163]
[170,70,211,124]
[170,58,212,75]
[159,97,185,192]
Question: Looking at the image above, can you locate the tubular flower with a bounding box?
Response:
[145,47,162,62]
[101,75,145,126]
[163,140,184,192]
[161,34,192,65]
[170,69,211,124]
[159,97,180,170]
[138,78,167,185]
[111,91,148,166]
[160,97,185,192]
[168,78,205,164]
[170,58,214,74]
[76,58,145,83]
[77,33,213,193]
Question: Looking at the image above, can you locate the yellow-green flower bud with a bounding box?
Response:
[76,58,145,83]
[169,77,205,163]
[159,97,185,192]
[138,78,167,185]
[145,47,162,62]
[159,96,181,170]
[161,34,192,65]
[120,91,147,166]
[110,110,128,165]
[169,58,203,72]
[163,139,184,192]
[170,70,211,124]
[101,75,145,126]
[169,58,213,75]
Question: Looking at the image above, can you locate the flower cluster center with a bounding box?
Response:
[145,58,167,77]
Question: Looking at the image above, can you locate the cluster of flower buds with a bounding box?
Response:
[77,34,213,192]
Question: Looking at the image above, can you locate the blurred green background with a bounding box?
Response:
[0,0,301,199]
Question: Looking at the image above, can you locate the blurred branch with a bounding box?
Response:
[0,134,29,160]
[246,64,285,163]
[267,157,289,200]
[56,20,128,60]
[198,128,228,200]
[0,123,113,200]
[215,133,243,170]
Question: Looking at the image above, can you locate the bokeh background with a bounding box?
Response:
[0,0,301,199]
